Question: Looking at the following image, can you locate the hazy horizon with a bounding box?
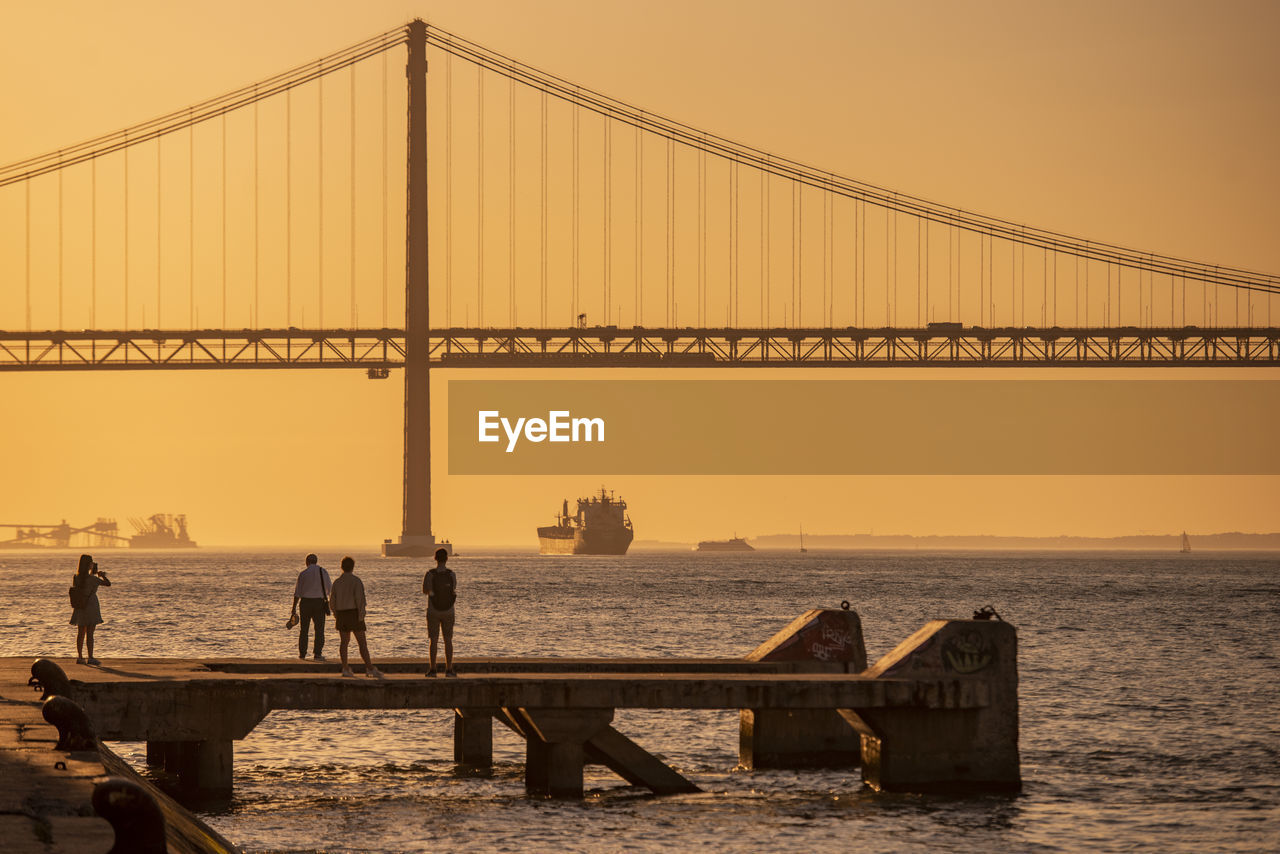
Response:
[6,527,1277,554]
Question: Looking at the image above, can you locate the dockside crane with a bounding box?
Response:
[0,518,128,549]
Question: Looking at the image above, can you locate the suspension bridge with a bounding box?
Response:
[2,20,1277,552]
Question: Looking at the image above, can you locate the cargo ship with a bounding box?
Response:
[129,514,198,549]
[538,489,634,555]
[695,536,754,552]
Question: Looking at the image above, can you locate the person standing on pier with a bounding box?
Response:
[69,554,110,665]
[423,548,457,677]
[329,556,384,679]
[290,554,331,661]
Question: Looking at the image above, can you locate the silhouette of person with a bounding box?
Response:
[291,554,331,661]
[69,554,111,665]
[422,548,457,677]
[329,556,383,678]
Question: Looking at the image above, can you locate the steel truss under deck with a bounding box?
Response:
[1,327,1277,370]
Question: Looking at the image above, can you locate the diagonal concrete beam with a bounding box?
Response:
[585,726,700,794]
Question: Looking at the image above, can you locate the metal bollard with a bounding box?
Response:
[41,695,98,751]
[92,777,167,854]
[29,658,73,701]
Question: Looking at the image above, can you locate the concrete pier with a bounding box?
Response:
[69,663,970,797]
[3,615,1020,800]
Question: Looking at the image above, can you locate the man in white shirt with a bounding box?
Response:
[290,553,331,661]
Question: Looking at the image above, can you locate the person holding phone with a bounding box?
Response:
[69,554,111,665]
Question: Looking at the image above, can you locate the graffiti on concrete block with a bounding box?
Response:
[942,630,996,674]
[760,611,862,663]
[803,614,856,661]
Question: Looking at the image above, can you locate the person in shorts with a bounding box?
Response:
[328,556,383,679]
[423,548,457,677]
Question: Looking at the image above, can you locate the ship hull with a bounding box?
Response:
[538,525,633,555]
[695,539,754,552]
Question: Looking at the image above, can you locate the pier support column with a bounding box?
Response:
[740,609,867,769]
[841,619,1020,792]
[453,708,494,767]
[739,708,862,768]
[144,740,173,768]
[162,741,183,774]
[518,708,613,797]
[173,740,233,798]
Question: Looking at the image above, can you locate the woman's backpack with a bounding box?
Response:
[68,578,89,610]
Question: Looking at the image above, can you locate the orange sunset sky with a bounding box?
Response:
[1,0,1277,547]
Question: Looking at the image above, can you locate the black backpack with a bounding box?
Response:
[428,568,456,610]
[68,577,89,609]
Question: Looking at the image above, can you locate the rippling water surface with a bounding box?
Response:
[3,548,1278,852]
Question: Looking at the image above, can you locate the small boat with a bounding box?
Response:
[1180,532,1191,553]
[695,536,753,552]
[799,525,808,553]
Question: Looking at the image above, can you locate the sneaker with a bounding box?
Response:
[313,654,326,661]
[341,667,355,678]
[445,669,458,678]
[75,657,85,664]
[87,658,100,665]
[367,668,385,679]
[299,653,307,660]
[425,669,437,678]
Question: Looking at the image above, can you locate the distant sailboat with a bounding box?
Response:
[799,525,808,553]
[1180,532,1192,553]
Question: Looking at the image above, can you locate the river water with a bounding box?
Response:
[3,549,1278,852]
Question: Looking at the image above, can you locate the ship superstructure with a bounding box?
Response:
[538,489,634,555]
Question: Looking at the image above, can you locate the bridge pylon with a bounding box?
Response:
[383,19,452,558]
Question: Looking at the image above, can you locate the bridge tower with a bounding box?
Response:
[383,20,451,557]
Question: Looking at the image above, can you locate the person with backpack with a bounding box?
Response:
[69,554,111,664]
[422,548,457,677]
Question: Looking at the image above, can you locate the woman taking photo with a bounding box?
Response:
[69,554,110,664]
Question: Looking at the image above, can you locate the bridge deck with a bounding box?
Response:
[3,326,1277,369]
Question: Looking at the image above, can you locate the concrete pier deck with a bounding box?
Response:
[4,615,1020,809]
[60,656,988,718]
